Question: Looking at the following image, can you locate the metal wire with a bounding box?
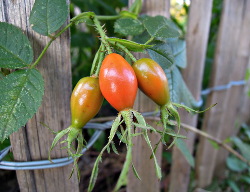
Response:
[0,123,109,170]
[0,80,246,171]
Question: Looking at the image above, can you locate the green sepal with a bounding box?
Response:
[108,37,153,52]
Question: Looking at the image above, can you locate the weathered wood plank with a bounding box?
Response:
[169,1,213,191]
[127,1,170,192]
[214,0,250,178]
[0,1,79,191]
[196,0,246,187]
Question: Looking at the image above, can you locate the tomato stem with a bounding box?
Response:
[114,110,133,191]
[30,22,73,69]
[90,44,104,76]
[144,36,155,45]
[94,44,105,76]
[96,15,122,20]
[92,16,112,54]
[110,41,137,62]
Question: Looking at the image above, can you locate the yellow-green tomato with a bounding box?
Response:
[132,58,170,106]
[71,76,103,129]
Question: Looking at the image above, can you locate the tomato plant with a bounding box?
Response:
[49,76,103,177]
[0,0,217,191]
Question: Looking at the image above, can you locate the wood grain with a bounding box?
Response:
[168,1,213,192]
[127,1,169,192]
[196,0,247,187]
[214,0,250,178]
[0,1,79,191]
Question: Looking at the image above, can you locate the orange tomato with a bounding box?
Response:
[71,76,103,128]
[99,53,138,111]
[132,58,170,106]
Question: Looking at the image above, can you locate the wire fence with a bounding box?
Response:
[0,80,246,171]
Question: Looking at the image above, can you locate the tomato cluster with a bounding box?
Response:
[99,53,170,111]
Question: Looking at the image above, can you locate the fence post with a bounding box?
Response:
[169,1,213,192]
[196,0,246,187]
[214,0,250,178]
[127,1,170,192]
[0,1,79,192]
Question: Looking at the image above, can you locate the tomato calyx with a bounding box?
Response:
[88,109,162,192]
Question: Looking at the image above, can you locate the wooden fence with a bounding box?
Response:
[128,0,250,191]
[1,0,250,192]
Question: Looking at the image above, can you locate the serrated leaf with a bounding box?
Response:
[114,18,144,36]
[143,16,180,38]
[108,37,153,52]
[231,137,250,161]
[175,138,195,168]
[165,66,201,108]
[167,38,187,68]
[29,0,68,36]
[132,111,147,126]
[0,22,33,69]
[0,69,44,141]
[111,142,119,155]
[148,43,174,69]
[226,155,247,172]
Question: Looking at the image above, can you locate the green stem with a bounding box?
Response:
[30,22,73,69]
[92,16,112,54]
[94,44,105,76]
[90,44,102,76]
[114,110,133,191]
[145,36,154,45]
[110,42,137,62]
[96,15,122,20]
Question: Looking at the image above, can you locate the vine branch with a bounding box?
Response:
[90,115,250,166]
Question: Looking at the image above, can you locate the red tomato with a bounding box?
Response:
[99,53,138,111]
[71,76,103,128]
[132,58,170,106]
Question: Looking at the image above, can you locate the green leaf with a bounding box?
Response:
[241,176,250,184]
[167,38,187,68]
[208,140,220,149]
[143,130,162,179]
[143,16,180,38]
[165,66,201,108]
[114,18,144,36]
[0,69,44,141]
[132,163,141,180]
[231,137,250,161]
[108,37,153,52]
[226,155,247,172]
[175,138,195,168]
[148,43,174,69]
[228,180,241,192]
[0,71,4,80]
[0,22,33,69]
[111,142,119,155]
[29,0,68,36]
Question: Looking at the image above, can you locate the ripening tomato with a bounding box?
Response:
[99,53,138,111]
[132,58,170,106]
[71,76,103,128]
